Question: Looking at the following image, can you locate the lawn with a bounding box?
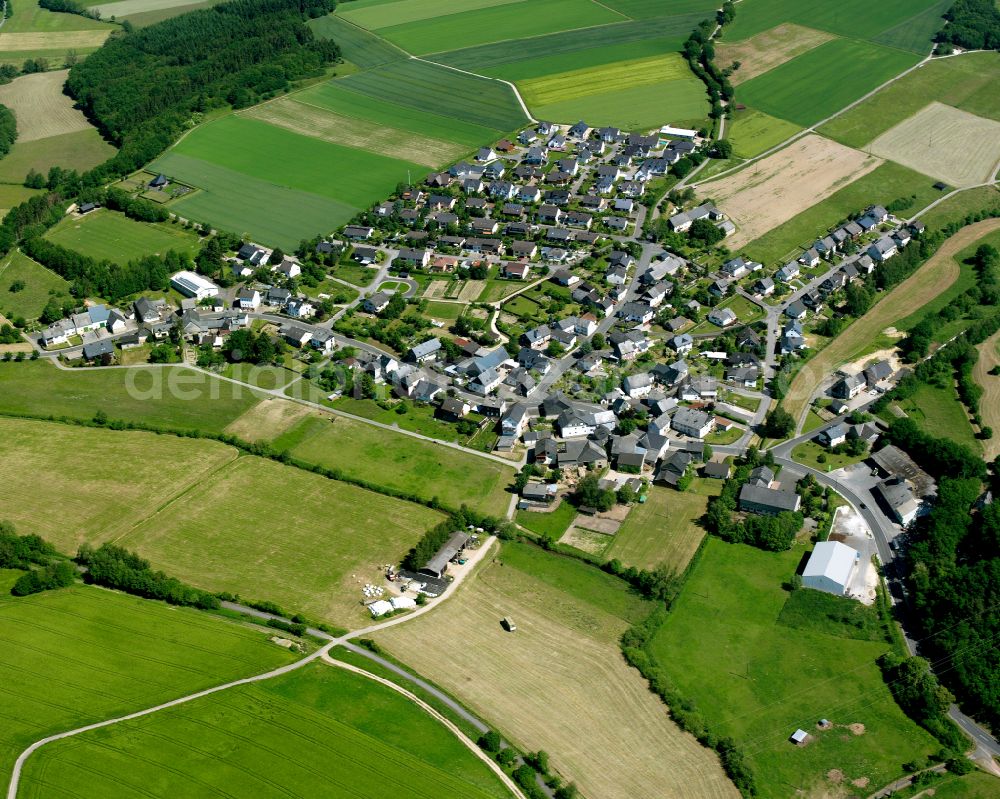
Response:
[283,413,513,517]
[0,360,261,432]
[819,51,1000,148]
[724,107,801,159]
[738,39,921,128]
[0,416,240,552]
[120,456,445,625]
[606,483,718,572]
[375,542,737,799]
[422,299,465,320]
[19,662,514,799]
[335,59,527,132]
[45,209,201,262]
[741,161,939,265]
[649,538,939,798]
[520,53,707,129]
[516,499,576,540]
[792,439,868,471]
[0,577,293,786]
[374,0,623,56]
[0,250,71,320]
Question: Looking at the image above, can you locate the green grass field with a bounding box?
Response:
[891,381,980,452]
[0,417,239,552]
[741,161,939,264]
[0,184,43,213]
[516,499,576,540]
[278,413,514,517]
[436,15,704,74]
[44,209,201,262]
[0,250,70,320]
[0,128,116,184]
[738,39,921,128]
[335,59,527,132]
[725,108,802,159]
[871,0,952,53]
[519,52,707,128]
[602,0,719,18]
[918,185,1000,232]
[120,456,444,625]
[606,483,718,571]
[309,12,407,68]
[649,538,939,798]
[340,0,520,30]
[723,0,944,49]
[0,360,261,432]
[374,0,622,56]
[3,0,112,33]
[0,577,293,786]
[152,115,424,249]
[819,52,1000,148]
[792,439,868,471]
[19,661,514,799]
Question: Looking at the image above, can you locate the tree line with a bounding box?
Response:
[0,520,77,596]
[682,1,736,121]
[937,0,1000,51]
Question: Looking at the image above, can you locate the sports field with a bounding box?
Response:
[517,52,706,129]
[740,160,939,265]
[0,360,262,432]
[782,218,1000,425]
[19,662,515,799]
[0,417,238,551]
[737,39,921,128]
[281,413,514,517]
[649,538,938,798]
[376,542,738,799]
[335,60,527,133]
[0,250,70,320]
[716,23,835,85]
[0,577,293,786]
[605,483,718,572]
[368,0,623,56]
[45,208,201,262]
[704,135,882,252]
[869,102,1000,188]
[119,456,444,625]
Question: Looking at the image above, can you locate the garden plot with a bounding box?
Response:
[704,134,882,250]
[868,102,1000,187]
[716,23,836,84]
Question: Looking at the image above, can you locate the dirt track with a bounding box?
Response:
[784,218,1000,426]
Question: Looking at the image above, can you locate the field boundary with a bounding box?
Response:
[411,54,535,123]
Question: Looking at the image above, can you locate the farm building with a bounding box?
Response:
[170,271,219,300]
[420,532,471,579]
[802,541,859,596]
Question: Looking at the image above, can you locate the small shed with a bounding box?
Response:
[789,729,808,745]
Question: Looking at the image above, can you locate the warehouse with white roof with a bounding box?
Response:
[802,541,860,596]
[170,270,219,300]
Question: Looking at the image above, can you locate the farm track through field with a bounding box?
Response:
[783,218,1000,428]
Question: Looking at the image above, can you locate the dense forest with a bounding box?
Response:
[0,105,16,158]
[937,0,1000,50]
[65,0,341,177]
[905,478,1000,729]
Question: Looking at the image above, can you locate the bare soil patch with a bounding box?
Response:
[422,279,448,299]
[240,97,463,168]
[705,135,881,250]
[848,723,866,736]
[827,768,844,783]
[223,397,313,443]
[869,102,1000,187]
[559,525,612,555]
[717,24,836,85]
[572,513,621,535]
[0,70,96,141]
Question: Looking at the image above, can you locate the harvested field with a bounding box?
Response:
[0,70,95,141]
[783,218,1000,425]
[716,23,836,84]
[868,102,1000,188]
[973,329,1000,461]
[240,97,466,168]
[223,397,313,443]
[375,543,738,799]
[704,135,881,250]
[90,0,219,17]
[0,30,108,50]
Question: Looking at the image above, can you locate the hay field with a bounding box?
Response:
[783,218,1000,425]
[869,102,1000,187]
[0,417,239,552]
[0,128,115,183]
[0,70,95,141]
[717,23,835,84]
[0,579,294,786]
[240,97,466,168]
[0,29,108,50]
[375,543,739,799]
[119,456,444,626]
[704,135,881,250]
[972,329,1000,461]
[223,397,313,442]
[19,662,514,799]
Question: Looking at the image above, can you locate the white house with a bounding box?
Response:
[171,271,219,300]
[802,541,859,596]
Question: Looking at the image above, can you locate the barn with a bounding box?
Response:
[802,541,859,596]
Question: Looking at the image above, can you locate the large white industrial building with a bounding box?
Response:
[802,541,859,596]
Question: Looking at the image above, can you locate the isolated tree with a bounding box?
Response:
[763,406,795,438]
